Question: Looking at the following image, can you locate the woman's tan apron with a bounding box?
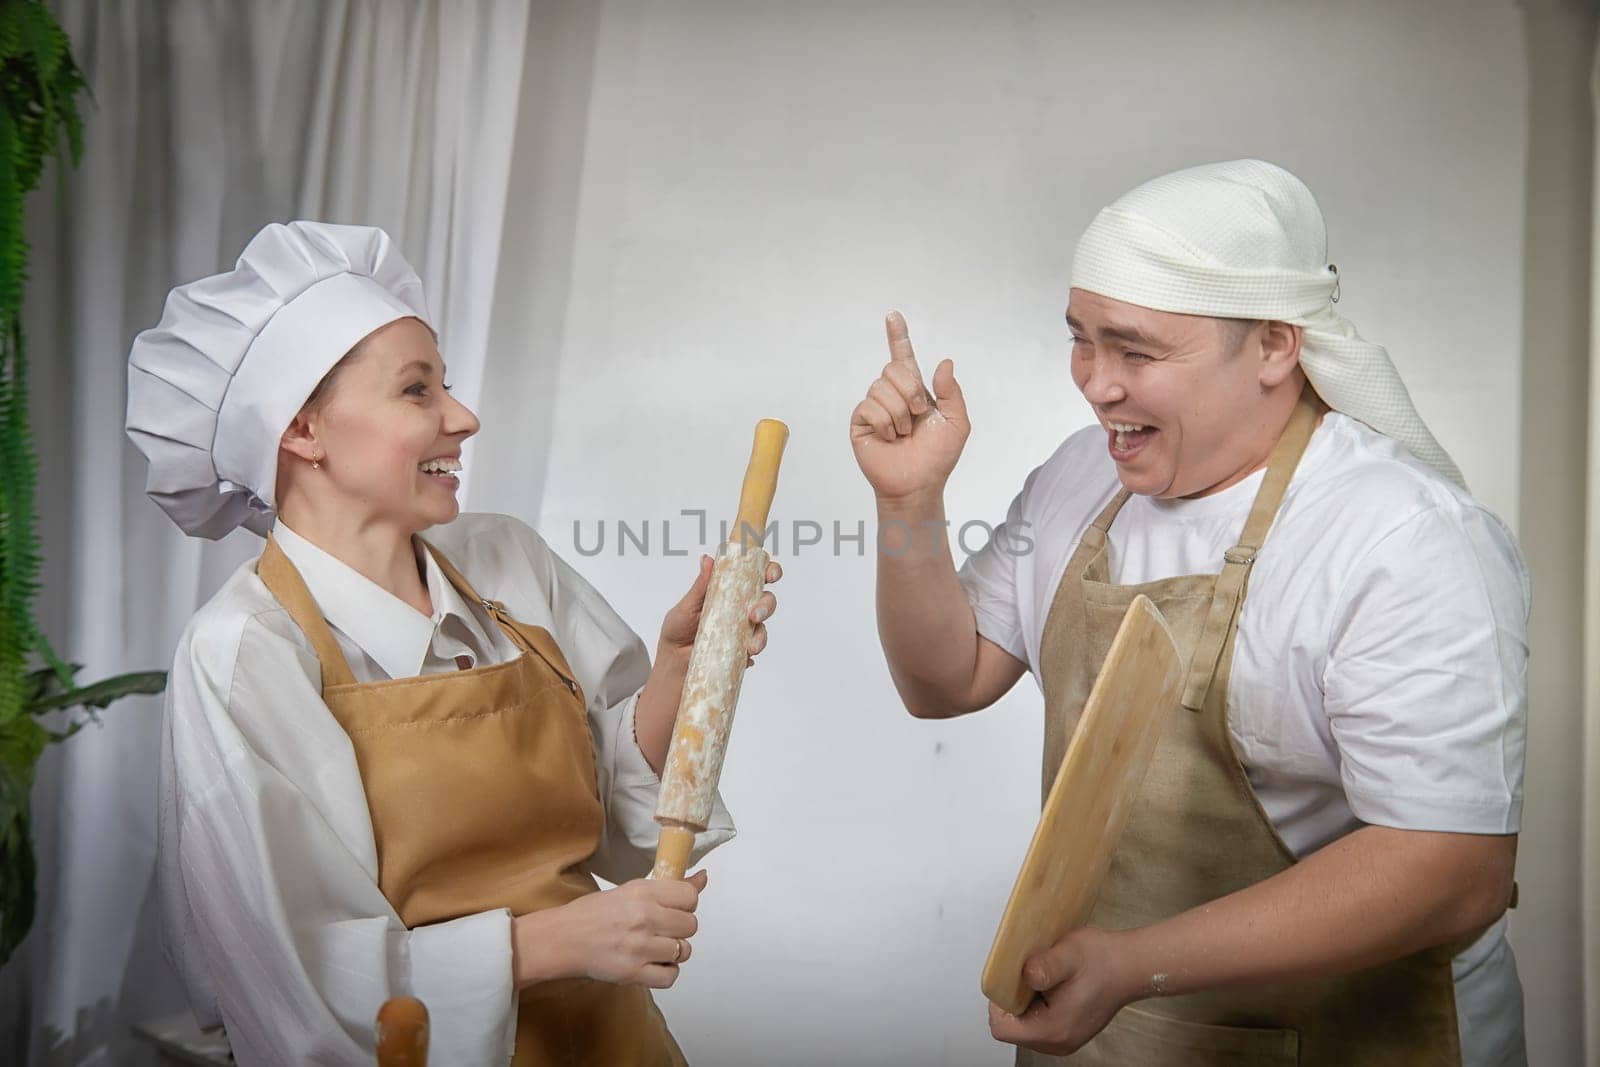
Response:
[258,535,686,1067]
[1022,390,1464,1066]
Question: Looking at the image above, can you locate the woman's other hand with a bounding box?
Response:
[633,553,783,771]
[511,870,710,989]
[658,553,782,669]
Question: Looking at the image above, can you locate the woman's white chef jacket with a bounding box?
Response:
[156,512,733,1065]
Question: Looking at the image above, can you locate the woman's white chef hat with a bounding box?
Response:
[1071,159,1464,487]
[126,221,432,538]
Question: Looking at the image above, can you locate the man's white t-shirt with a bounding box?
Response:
[958,413,1529,1066]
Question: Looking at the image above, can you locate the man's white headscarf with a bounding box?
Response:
[1071,158,1464,487]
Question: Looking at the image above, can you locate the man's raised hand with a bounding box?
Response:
[849,311,970,503]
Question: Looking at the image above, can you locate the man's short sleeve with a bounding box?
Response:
[1323,502,1529,833]
[957,483,1033,668]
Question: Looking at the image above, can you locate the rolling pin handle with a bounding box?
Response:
[732,419,789,549]
[375,996,429,1066]
[651,824,696,881]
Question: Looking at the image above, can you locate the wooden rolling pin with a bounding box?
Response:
[651,419,789,880]
[375,996,428,1066]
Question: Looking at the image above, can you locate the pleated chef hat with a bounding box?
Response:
[126,221,432,538]
[1071,159,1464,487]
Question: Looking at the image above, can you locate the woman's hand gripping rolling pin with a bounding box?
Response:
[506,545,781,990]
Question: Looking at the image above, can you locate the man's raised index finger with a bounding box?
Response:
[885,310,921,367]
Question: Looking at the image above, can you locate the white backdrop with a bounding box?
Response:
[507,2,1539,1064]
[10,1,1592,1065]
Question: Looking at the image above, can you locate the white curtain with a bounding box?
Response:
[10,2,533,1062]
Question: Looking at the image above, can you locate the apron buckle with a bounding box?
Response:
[1223,545,1257,566]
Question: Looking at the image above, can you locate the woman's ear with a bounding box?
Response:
[1257,321,1303,389]
[279,410,322,465]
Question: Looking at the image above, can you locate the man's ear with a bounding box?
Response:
[279,410,321,464]
[1258,321,1302,389]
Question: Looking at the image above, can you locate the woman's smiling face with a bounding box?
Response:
[302,316,480,532]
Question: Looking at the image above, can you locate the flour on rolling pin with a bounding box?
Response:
[651,418,787,881]
[654,539,769,830]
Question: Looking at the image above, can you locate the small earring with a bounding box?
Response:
[312,457,322,470]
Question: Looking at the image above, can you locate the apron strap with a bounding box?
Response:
[1079,488,1132,556]
[419,539,584,694]
[257,534,360,689]
[1090,489,1132,534]
[1179,386,1327,711]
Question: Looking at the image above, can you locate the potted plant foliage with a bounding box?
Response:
[0,0,166,967]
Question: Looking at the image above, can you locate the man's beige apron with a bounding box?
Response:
[1022,390,1463,1066]
[259,535,686,1067]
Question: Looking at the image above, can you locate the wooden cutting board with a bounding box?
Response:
[981,594,1184,1015]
